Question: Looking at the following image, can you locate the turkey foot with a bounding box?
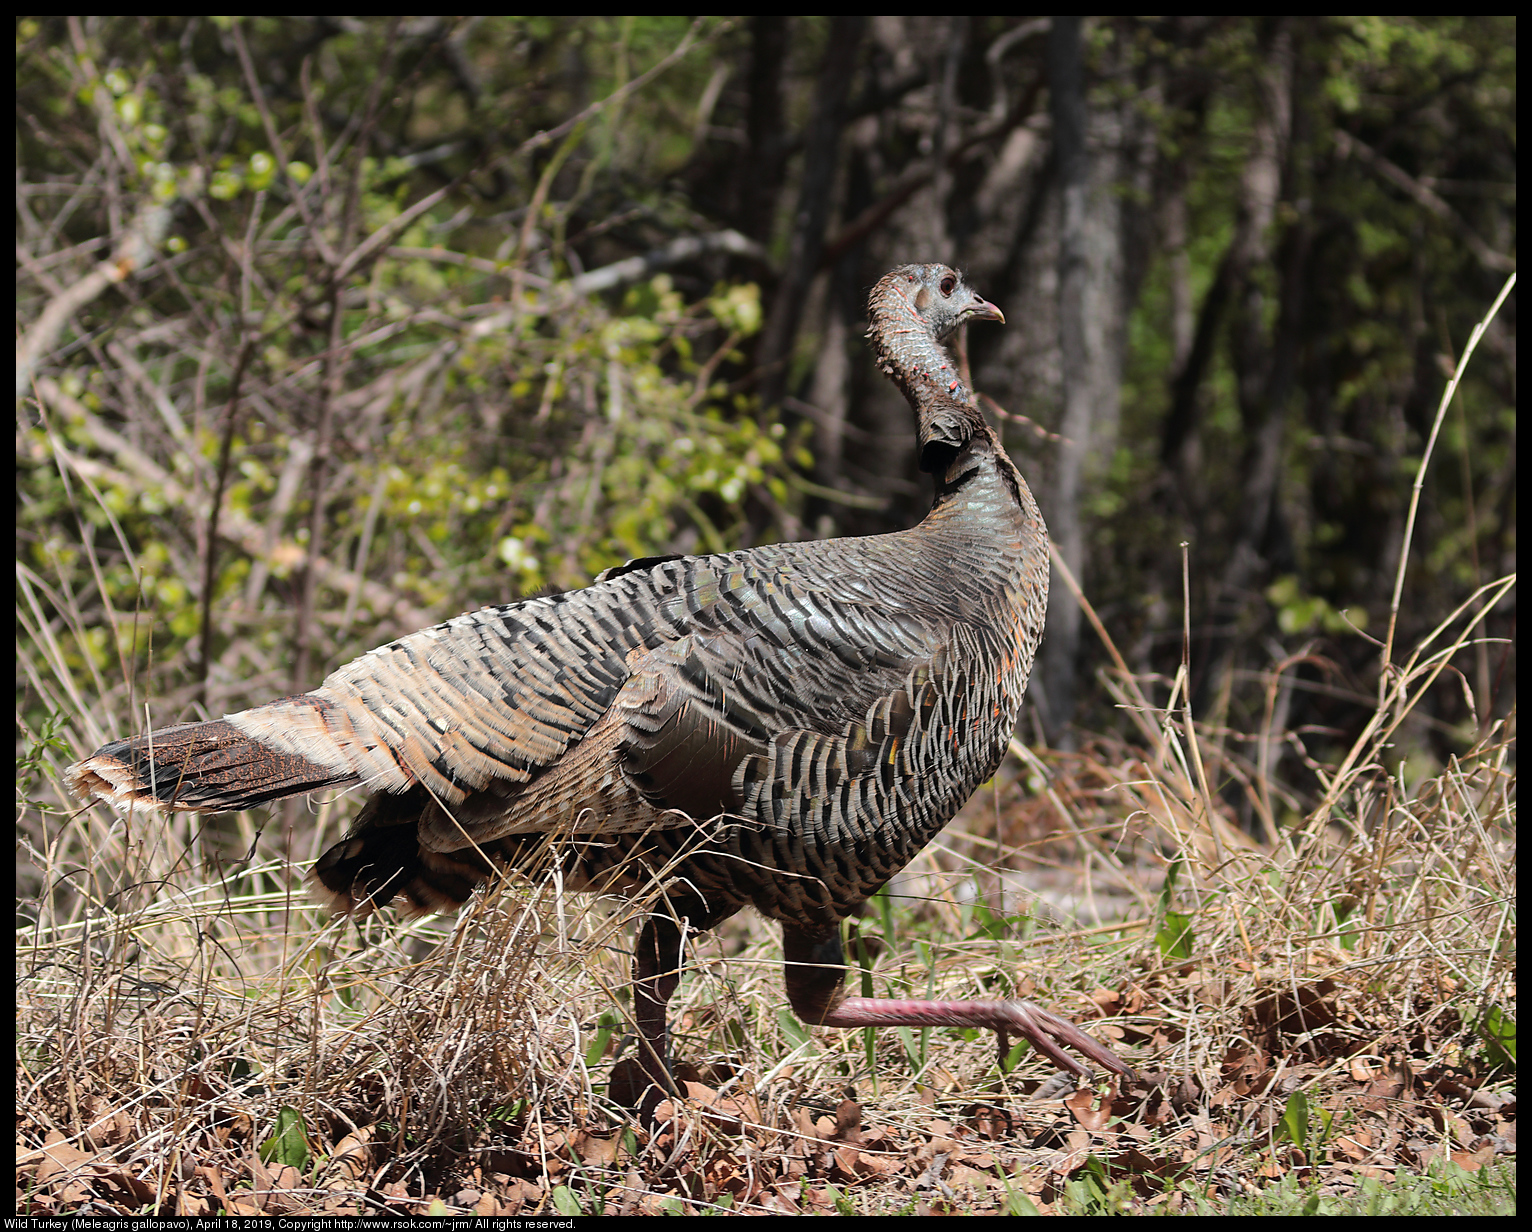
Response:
[786,927,1133,1083]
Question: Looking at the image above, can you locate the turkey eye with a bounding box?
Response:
[939,275,956,296]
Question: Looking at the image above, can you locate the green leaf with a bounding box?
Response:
[967,896,1008,942]
[1156,910,1195,960]
[1477,1004,1516,1067]
[776,1006,811,1047]
[826,1183,856,1216]
[1279,1089,1310,1149]
[585,1008,621,1067]
[258,1106,311,1169]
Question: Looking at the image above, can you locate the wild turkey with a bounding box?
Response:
[67,263,1133,1111]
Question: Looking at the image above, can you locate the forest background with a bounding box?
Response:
[18,15,1515,801]
[14,15,1516,1216]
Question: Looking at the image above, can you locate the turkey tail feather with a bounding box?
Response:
[66,716,356,813]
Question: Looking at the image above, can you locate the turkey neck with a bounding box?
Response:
[900,414,1047,634]
[874,309,1047,619]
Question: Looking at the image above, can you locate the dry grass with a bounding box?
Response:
[16,591,1514,1213]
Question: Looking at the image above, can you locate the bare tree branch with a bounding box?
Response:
[1334,129,1513,274]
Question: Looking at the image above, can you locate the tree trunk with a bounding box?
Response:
[1038,16,1128,744]
[758,16,865,411]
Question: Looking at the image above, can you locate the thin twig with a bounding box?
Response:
[1379,272,1515,692]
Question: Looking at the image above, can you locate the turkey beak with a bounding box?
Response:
[968,295,1005,325]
